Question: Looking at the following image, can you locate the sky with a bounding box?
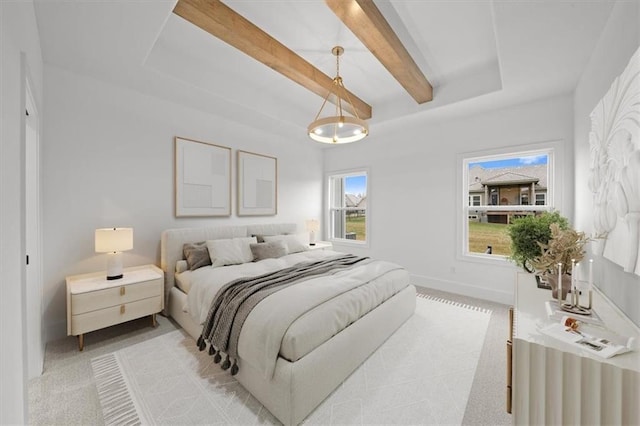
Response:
[344,155,547,195]
[345,175,366,196]
[469,154,548,169]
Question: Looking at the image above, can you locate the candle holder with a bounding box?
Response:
[561,278,592,316]
[583,289,593,311]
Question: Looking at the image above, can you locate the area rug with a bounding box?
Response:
[91,294,491,425]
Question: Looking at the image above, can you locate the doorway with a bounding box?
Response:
[25,74,43,378]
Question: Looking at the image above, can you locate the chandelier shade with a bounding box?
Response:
[308,46,369,144]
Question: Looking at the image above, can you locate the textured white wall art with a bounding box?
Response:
[237,150,277,216]
[589,46,640,276]
[175,137,231,217]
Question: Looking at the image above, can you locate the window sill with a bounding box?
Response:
[329,239,370,249]
[460,252,520,269]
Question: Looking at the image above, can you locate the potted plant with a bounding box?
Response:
[507,211,569,272]
[530,223,589,299]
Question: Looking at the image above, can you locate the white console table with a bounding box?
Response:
[511,272,640,424]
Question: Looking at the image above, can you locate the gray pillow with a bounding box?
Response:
[252,233,290,243]
[252,234,266,243]
[183,241,211,271]
[250,240,289,261]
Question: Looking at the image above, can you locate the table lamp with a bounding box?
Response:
[95,227,133,280]
[306,219,320,246]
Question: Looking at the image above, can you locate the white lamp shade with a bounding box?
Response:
[306,219,320,232]
[95,228,133,253]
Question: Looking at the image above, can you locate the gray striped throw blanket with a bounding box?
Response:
[196,254,368,375]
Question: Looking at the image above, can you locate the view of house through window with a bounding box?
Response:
[328,171,367,242]
[464,151,551,257]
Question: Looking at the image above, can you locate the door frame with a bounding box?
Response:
[23,55,44,378]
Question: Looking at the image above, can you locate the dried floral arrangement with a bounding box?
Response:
[531,223,589,275]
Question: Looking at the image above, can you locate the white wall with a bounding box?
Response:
[574,0,640,326]
[0,1,43,423]
[42,66,324,341]
[324,95,574,304]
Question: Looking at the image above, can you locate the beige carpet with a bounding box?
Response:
[91,295,491,425]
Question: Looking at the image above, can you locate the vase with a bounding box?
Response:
[546,273,572,301]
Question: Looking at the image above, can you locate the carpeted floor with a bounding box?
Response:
[91,295,491,425]
[29,286,512,425]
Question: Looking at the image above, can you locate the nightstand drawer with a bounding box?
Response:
[70,295,162,335]
[71,278,162,315]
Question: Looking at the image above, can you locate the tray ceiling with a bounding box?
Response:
[34,0,614,140]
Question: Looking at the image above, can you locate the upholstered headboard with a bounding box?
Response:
[160,223,297,310]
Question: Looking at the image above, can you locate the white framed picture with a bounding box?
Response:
[237,150,277,216]
[175,137,231,217]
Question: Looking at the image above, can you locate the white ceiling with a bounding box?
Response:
[33,0,614,140]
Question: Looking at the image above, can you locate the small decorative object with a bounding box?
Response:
[556,262,567,303]
[587,259,594,310]
[577,259,593,312]
[564,316,580,331]
[531,223,589,299]
[561,262,591,315]
[559,257,597,316]
[561,303,592,316]
[95,228,133,280]
[306,219,319,246]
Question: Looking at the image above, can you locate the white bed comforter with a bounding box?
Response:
[183,250,410,378]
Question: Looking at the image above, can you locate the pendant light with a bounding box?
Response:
[308,46,369,144]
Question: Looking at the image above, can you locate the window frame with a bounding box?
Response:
[325,168,370,247]
[458,143,560,264]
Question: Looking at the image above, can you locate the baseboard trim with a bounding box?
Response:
[411,274,513,305]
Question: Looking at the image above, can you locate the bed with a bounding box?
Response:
[160,223,416,425]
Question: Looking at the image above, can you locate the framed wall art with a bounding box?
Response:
[174,137,231,217]
[237,150,277,216]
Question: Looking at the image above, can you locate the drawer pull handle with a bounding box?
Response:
[120,305,125,314]
[120,286,125,296]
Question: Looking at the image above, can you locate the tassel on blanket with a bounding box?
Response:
[221,355,231,370]
[197,336,206,351]
[230,361,239,376]
[208,345,215,356]
[213,352,222,364]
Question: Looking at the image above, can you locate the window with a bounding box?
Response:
[328,170,368,244]
[463,149,553,259]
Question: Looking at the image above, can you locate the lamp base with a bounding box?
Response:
[106,252,124,281]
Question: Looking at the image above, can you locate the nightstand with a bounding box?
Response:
[66,264,164,351]
[308,241,333,250]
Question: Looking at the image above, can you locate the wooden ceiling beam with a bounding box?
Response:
[325,0,433,104]
[173,0,372,120]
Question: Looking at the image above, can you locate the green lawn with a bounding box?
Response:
[346,216,366,241]
[469,221,512,256]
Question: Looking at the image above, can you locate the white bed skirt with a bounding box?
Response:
[168,285,416,425]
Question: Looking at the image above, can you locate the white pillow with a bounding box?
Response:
[175,271,193,293]
[175,260,188,274]
[206,237,257,267]
[263,233,308,254]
